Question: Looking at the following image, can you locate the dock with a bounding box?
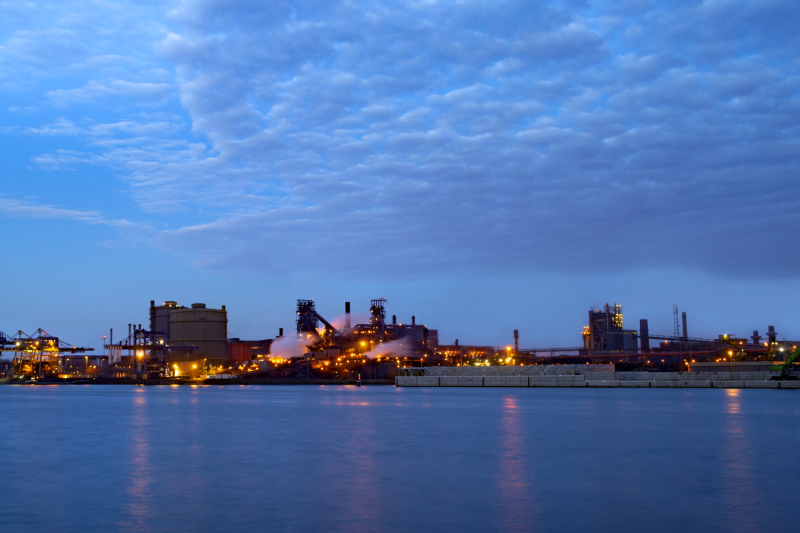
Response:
[394,365,800,389]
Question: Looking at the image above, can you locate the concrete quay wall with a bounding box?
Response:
[422,365,614,377]
[616,371,781,381]
[396,375,800,389]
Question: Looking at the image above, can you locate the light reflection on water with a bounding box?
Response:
[497,397,535,531]
[0,386,797,533]
[124,391,152,532]
[720,388,759,533]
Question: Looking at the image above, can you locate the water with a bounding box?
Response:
[0,385,798,532]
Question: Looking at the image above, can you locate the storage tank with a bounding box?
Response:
[149,300,186,342]
[169,303,228,366]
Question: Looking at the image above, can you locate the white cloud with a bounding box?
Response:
[46,80,171,107]
[7,0,800,279]
[0,197,150,232]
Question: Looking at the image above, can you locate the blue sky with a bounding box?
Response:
[2,0,799,351]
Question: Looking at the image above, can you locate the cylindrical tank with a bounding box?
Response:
[170,303,228,366]
[150,300,184,342]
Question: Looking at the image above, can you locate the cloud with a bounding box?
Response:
[46,80,171,107]
[26,118,183,137]
[9,0,800,279]
[0,197,149,232]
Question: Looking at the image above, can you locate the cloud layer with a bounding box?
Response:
[4,0,800,278]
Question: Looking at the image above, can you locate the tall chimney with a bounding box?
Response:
[345,302,351,331]
[640,319,650,353]
[681,312,688,340]
[392,314,397,325]
[279,328,283,337]
[412,315,416,326]
[513,329,519,353]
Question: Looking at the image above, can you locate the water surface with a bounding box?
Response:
[1,385,797,532]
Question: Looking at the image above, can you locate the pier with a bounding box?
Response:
[395,365,800,389]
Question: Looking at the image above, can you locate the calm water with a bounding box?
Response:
[1,385,798,532]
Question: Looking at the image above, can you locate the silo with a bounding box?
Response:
[150,300,185,342]
[169,303,228,366]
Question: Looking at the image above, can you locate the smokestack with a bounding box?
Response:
[681,312,688,341]
[751,330,761,345]
[345,302,351,331]
[151,300,155,308]
[513,329,519,353]
[279,328,283,337]
[640,319,650,353]
[412,315,416,326]
[392,314,397,325]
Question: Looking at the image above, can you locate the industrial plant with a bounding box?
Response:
[1,298,798,383]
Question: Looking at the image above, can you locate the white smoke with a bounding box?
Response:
[269,333,317,360]
[329,313,371,332]
[365,339,411,359]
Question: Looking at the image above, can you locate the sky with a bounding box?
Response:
[1,0,799,352]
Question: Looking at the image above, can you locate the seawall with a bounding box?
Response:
[396,366,800,389]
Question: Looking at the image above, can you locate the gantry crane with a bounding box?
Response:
[2,329,94,379]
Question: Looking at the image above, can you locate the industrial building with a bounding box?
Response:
[226,338,275,363]
[98,300,227,378]
[148,300,228,365]
[292,298,438,360]
[581,304,639,354]
[5,294,798,382]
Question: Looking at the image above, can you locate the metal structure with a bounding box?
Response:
[369,298,387,338]
[3,329,93,379]
[106,326,198,378]
[673,305,680,338]
[295,299,337,343]
[296,300,335,334]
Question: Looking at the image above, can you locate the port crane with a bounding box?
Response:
[2,329,94,379]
